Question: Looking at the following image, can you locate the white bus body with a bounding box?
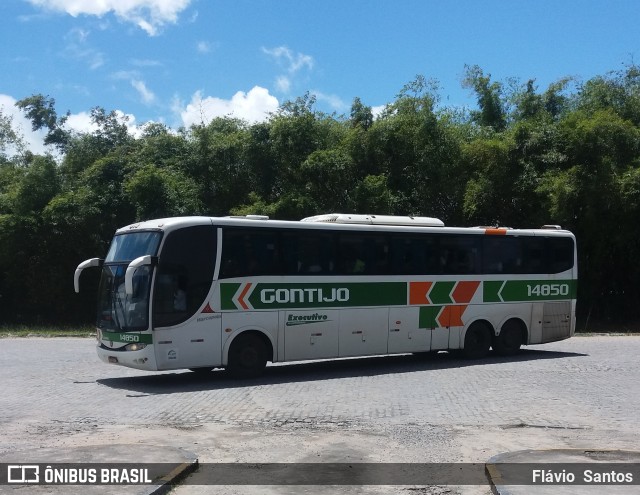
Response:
[74,214,577,377]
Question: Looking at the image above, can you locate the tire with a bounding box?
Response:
[189,367,213,374]
[462,322,492,359]
[227,333,268,378]
[412,351,436,359]
[493,319,525,356]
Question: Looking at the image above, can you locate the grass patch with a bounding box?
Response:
[0,325,96,338]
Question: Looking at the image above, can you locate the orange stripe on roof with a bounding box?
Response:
[485,228,507,235]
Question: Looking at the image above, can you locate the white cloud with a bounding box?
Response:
[131,79,156,104]
[312,91,347,111]
[26,0,193,36]
[371,105,387,119]
[0,94,49,155]
[0,95,148,156]
[65,109,143,138]
[64,111,97,134]
[63,27,105,69]
[111,71,156,105]
[262,46,314,96]
[178,87,279,127]
[3,85,282,155]
[275,76,291,93]
[130,58,162,67]
[262,46,314,74]
[111,70,138,80]
[196,41,211,54]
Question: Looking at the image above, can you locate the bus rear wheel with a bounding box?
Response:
[189,367,213,374]
[493,319,525,356]
[462,322,492,359]
[227,333,268,378]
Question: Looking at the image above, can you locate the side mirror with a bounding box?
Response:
[74,258,103,293]
[125,255,158,295]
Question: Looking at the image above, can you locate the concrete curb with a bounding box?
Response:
[148,457,199,495]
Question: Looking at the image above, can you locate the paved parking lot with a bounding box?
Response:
[1,335,639,494]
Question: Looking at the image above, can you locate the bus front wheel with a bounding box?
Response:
[227,333,268,378]
[462,322,492,359]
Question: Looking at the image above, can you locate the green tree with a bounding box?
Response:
[300,148,355,212]
[367,76,465,221]
[124,165,203,220]
[9,155,60,215]
[462,65,507,131]
[0,110,26,161]
[350,97,373,130]
[16,94,70,150]
[187,117,251,215]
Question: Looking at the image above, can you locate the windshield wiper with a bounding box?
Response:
[112,286,126,331]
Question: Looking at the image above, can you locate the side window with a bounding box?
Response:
[521,237,546,274]
[546,237,574,273]
[439,236,481,275]
[390,234,485,275]
[281,231,335,275]
[337,233,389,275]
[220,229,279,278]
[390,235,439,275]
[391,236,423,275]
[153,225,216,328]
[483,236,523,274]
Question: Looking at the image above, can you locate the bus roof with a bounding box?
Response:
[114,214,574,238]
[301,213,445,227]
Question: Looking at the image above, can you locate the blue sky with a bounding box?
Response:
[1,0,639,151]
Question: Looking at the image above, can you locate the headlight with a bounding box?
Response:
[125,343,147,351]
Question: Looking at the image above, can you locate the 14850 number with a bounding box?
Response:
[527,283,570,297]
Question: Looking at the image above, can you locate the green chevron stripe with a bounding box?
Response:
[429,281,455,304]
[419,306,442,329]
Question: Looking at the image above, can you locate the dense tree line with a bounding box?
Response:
[1,66,639,328]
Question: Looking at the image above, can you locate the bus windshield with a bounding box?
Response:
[105,231,162,263]
[97,232,162,332]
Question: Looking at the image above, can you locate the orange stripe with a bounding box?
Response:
[237,283,252,310]
[437,305,467,327]
[485,228,507,235]
[452,281,480,303]
[409,281,433,305]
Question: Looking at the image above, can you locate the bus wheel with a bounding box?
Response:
[189,367,213,374]
[227,333,268,378]
[493,319,524,356]
[462,322,492,359]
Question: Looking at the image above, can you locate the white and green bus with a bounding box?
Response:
[74,213,577,377]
